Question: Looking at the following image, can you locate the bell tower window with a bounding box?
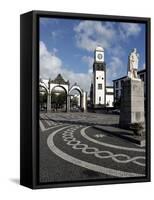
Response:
[98,84,102,89]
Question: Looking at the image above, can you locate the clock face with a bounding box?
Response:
[97,53,103,59]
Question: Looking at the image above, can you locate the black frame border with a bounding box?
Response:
[20,10,151,189]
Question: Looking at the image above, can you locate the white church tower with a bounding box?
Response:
[93,46,106,107]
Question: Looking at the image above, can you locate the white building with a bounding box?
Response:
[90,46,114,108]
[106,86,114,107]
[113,69,146,104]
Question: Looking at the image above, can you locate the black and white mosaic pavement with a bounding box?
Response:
[39,113,146,183]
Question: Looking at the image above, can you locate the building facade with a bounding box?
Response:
[106,86,114,107]
[113,69,146,104]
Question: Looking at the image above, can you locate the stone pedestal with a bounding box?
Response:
[119,78,145,128]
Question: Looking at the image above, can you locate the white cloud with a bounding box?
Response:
[40,41,62,79]
[82,55,94,68]
[106,57,124,85]
[74,21,116,52]
[74,21,143,85]
[62,69,91,93]
[109,45,126,57]
[40,41,91,93]
[82,55,93,80]
[119,23,141,39]
[74,21,142,53]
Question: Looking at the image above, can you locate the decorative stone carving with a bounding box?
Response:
[50,74,69,85]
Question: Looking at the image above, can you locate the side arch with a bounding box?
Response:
[39,80,48,93]
[68,84,87,112]
[69,84,83,95]
[39,85,48,111]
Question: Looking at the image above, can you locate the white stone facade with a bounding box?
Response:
[92,46,114,108]
[93,70,105,105]
[106,87,114,107]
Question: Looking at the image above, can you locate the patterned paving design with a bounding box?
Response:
[62,127,145,166]
[40,113,146,180]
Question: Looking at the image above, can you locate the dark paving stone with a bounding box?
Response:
[94,125,145,146]
[39,122,146,184]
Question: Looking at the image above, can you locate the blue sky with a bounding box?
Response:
[39,17,146,93]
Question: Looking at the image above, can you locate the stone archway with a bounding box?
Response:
[40,74,70,112]
[69,83,87,112]
[49,74,69,112]
[39,75,87,112]
[69,84,83,110]
[50,85,68,112]
[39,85,48,111]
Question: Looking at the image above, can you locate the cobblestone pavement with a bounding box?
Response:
[39,113,146,183]
[40,112,119,125]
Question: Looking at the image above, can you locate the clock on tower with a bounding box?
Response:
[95,46,104,63]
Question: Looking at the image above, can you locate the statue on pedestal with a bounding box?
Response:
[120,48,145,130]
[127,48,139,79]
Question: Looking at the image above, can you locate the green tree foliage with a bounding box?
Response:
[39,92,47,104]
[51,91,66,108]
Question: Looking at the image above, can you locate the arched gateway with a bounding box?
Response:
[39,74,87,112]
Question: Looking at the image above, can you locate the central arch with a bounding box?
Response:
[51,85,68,112]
